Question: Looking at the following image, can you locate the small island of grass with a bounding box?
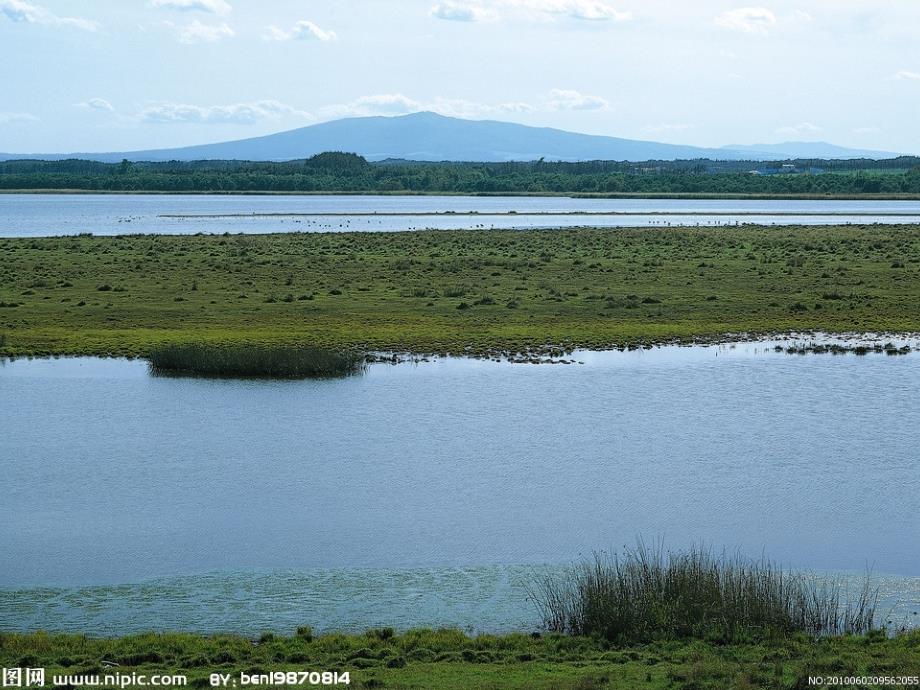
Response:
[147,343,364,379]
[2,225,920,359]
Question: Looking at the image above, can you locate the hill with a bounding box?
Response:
[0,112,904,163]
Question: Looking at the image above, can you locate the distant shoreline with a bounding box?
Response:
[156,210,920,219]
[4,189,920,200]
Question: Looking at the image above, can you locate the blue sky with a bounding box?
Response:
[1,0,918,154]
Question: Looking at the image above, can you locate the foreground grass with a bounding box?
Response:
[2,225,920,357]
[2,628,919,689]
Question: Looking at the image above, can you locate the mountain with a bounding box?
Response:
[0,112,905,163]
[721,141,901,160]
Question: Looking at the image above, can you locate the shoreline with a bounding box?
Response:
[157,210,920,218]
[3,188,920,201]
[3,331,920,365]
[4,560,919,639]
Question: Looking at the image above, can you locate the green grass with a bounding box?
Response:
[2,225,920,358]
[532,546,877,644]
[148,343,364,378]
[2,628,918,689]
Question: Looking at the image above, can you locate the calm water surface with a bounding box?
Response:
[2,194,920,236]
[2,343,919,633]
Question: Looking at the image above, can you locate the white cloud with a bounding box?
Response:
[77,98,115,112]
[640,123,692,135]
[265,20,337,42]
[171,19,234,43]
[0,0,99,31]
[433,98,535,117]
[890,70,920,81]
[495,102,535,113]
[141,100,311,124]
[149,0,231,15]
[853,126,880,134]
[0,111,37,125]
[322,91,601,119]
[776,122,823,137]
[336,94,423,116]
[436,0,631,22]
[714,7,776,34]
[507,0,630,21]
[546,88,608,110]
[430,1,497,22]
[320,94,536,120]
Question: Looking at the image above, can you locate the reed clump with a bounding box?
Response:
[531,544,878,644]
[147,343,365,379]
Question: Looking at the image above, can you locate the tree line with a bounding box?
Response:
[1,151,919,195]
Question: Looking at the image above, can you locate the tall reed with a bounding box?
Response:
[148,343,365,379]
[530,544,878,643]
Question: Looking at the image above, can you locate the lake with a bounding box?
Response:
[3,194,920,236]
[2,342,919,635]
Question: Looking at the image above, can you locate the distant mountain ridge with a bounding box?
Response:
[0,112,904,163]
[720,141,899,159]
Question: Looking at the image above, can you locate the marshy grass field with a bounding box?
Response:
[1,224,920,358]
[5,224,920,688]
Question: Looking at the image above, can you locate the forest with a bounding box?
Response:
[1,151,919,195]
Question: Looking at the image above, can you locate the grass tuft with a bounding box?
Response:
[530,544,878,644]
[147,343,364,379]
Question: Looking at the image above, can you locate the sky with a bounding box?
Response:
[1,0,919,154]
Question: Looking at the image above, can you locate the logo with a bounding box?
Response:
[2,668,45,688]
